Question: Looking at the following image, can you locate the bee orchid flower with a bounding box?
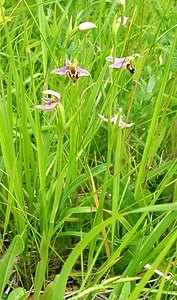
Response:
[35,90,61,112]
[51,59,90,83]
[106,54,140,74]
[98,113,134,128]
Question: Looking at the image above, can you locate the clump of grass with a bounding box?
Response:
[0,0,177,299]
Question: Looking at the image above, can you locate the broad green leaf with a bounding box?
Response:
[41,275,60,300]
[7,287,27,300]
[0,236,24,298]
[147,76,156,94]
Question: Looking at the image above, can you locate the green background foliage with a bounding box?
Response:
[0,0,177,299]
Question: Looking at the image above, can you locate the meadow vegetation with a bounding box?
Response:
[0,0,177,299]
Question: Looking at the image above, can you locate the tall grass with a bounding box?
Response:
[0,0,177,299]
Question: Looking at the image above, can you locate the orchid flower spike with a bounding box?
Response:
[106,53,140,74]
[78,22,97,31]
[98,113,134,128]
[51,59,90,83]
[35,90,61,112]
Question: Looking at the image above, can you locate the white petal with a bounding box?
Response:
[105,56,114,62]
[119,119,134,128]
[117,16,128,26]
[111,116,118,124]
[98,114,108,122]
[118,0,125,5]
[78,22,97,31]
[98,114,134,128]
[42,90,61,101]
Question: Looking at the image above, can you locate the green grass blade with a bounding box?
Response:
[134,28,177,200]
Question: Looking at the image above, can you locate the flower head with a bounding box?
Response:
[51,59,90,83]
[116,16,128,28]
[106,53,140,74]
[78,22,97,31]
[98,113,134,128]
[35,90,61,112]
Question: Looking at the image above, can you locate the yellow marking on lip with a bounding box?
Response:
[69,63,77,71]
[126,56,134,61]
